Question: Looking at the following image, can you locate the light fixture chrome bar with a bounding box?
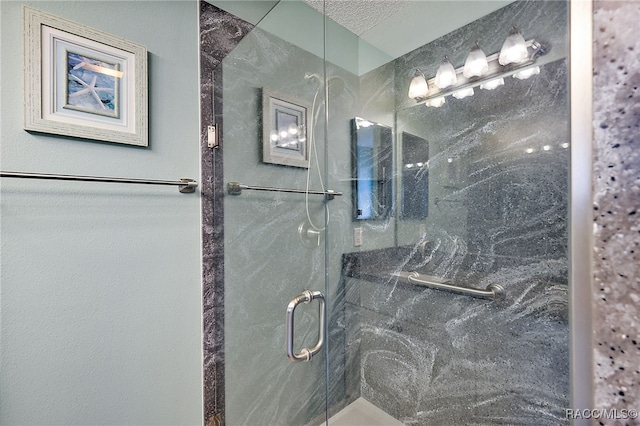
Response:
[0,171,198,193]
[227,181,342,200]
[394,271,506,301]
[414,38,547,103]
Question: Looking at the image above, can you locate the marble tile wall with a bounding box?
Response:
[592,1,640,422]
[200,3,255,425]
[341,1,571,424]
[343,62,570,425]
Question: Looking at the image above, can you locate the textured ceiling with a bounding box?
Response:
[208,0,516,74]
[304,0,412,36]
[303,0,515,62]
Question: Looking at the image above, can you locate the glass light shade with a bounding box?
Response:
[463,44,489,78]
[498,27,528,65]
[452,87,474,99]
[408,70,429,99]
[434,57,457,89]
[513,66,540,80]
[425,96,446,108]
[480,78,504,90]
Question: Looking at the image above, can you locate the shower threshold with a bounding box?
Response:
[327,397,403,426]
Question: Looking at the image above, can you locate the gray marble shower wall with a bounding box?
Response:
[203,0,569,425]
[339,1,570,424]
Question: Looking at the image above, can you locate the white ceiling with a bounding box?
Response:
[304,0,515,60]
[304,0,413,36]
[209,0,515,74]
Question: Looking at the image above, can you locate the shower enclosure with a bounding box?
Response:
[200,0,571,424]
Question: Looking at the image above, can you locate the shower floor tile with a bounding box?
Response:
[328,397,403,426]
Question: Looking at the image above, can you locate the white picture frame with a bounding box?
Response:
[262,89,310,168]
[23,6,148,147]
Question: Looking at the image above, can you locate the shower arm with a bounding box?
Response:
[394,271,505,301]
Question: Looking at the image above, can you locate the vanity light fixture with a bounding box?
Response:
[498,26,528,65]
[513,66,540,80]
[408,69,429,100]
[463,42,489,78]
[409,27,547,107]
[480,77,505,90]
[434,56,457,89]
[452,87,474,99]
[425,96,446,108]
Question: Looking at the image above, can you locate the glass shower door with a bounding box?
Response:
[210,0,570,424]
[218,1,331,424]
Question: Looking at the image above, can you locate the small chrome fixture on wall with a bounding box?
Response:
[408,26,548,107]
[298,221,322,249]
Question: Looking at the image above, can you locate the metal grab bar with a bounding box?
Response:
[227,182,342,200]
[286,290,325,363]
[0,171,198,193]
[394,271,506,301]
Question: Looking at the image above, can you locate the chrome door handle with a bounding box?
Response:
[286,290,325,363]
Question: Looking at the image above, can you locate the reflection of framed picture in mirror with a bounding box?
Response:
[23,6,148,146]
[401,132,429,219]
[262,89,310,168]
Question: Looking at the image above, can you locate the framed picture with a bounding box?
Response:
[262,89,310,168]
[23,6,148,147]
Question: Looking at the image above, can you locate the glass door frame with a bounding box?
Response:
[198,0,596,424]
[568,0,594,417]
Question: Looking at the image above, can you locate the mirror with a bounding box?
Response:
[400,132,429,219]
[351,117,393,220]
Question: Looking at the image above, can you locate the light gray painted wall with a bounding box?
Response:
[0,2,202,424]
